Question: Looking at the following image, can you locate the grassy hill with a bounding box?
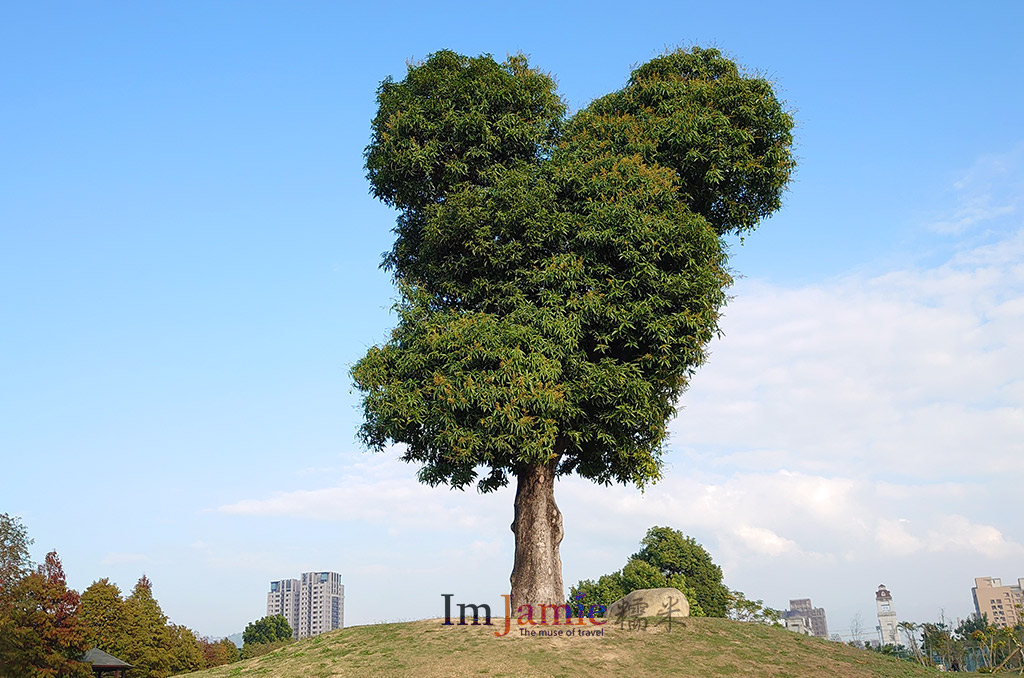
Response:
[183,617,949,678]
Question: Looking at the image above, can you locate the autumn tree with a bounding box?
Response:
[0,551,91,678]
[198,636,239,668]
[217,637,240,664]
[353,47,795,609]
[165,624,204,675]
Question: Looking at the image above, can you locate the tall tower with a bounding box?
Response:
[875,584,899,645]
[298,571,344,638]
[267,578,300,636]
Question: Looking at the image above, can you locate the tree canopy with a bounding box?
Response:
[199,636,239,667]
[353,47,795,606]
[80,578,129,658]
[81,574,212,678]
[0,551,90,678]
[355,46,793,491]
[0,513,33,596]
[243,615,293,647]
[632,525,730,617]
[570,527,728,617]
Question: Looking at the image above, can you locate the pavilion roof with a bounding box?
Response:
[82,647,133,669]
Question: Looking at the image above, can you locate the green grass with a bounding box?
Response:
[181,617,957,678]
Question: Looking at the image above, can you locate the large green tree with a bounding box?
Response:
[80,578,130,658]
[569,527,726,617]
[165,624,204,675]
[242,615,293,647]
[632,526,730,617]
[353,47,795,609]
[121,575,177,678]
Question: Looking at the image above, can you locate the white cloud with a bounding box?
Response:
[556,214,1024,625]
[927,516,1024,559]
[187,540,302,573]
[733,525,799,557]
[558,469,1022,568]
[670,228,1024,480]
[216,454,512,531]
[931,144,1022,234]
[875,519,924,557]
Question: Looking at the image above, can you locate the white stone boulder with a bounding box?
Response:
[605,587,690,623]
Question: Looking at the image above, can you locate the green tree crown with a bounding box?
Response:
[632,526,730,617]
[243,615,293,647]
[353,47,794,494]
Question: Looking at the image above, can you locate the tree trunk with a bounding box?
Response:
[509,460,564,613]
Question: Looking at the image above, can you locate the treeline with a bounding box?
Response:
[864,615,1024,673]
[78,575,239,675]
[0,513,238,677]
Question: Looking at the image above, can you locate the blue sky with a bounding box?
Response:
[2,1,1022,641]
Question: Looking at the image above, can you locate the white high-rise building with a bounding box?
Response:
[875,584,899,646]
[266,578,300,634]
[267,571,344,638]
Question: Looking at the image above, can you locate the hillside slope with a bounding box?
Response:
[183,617,944,678]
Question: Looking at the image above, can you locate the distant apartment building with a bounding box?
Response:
[973,576,1024,629]
[267,571,344,639]
[875,584,899,645]
[782,614,813,635]
[781,598,829,638]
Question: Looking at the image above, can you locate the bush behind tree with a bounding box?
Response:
[633,526,730,617]
[240,638,294,660]
[243,614,293,649]
[570,526,729,618]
